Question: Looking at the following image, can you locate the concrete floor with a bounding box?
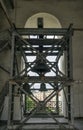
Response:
[0,118,83,130]
[25,117,68,123]
[22,118,83,130]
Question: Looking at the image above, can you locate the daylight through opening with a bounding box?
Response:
[21,13,65,115]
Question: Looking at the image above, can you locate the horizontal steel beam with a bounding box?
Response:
[17,39,64,45]
[17,28,68,35]
[10,76,72,84]
[22,47,61,51]
[24,52,59,56]
[30,88,54,90]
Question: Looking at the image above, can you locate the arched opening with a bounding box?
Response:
[21,13,65,116]
[25,13,61,28]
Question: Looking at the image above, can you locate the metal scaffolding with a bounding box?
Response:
[7,23,75,130]
[0,1,83,130]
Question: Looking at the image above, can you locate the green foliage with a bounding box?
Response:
[26,96,35,111]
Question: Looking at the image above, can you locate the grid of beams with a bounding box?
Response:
[8,25,73,130]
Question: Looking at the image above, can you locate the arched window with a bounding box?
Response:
[22,13,65,115]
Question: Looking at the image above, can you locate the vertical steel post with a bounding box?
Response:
[56,65,59,115]
[56,90,59,114]
[25,95,27,114]
[67,25,73,121]
[8,32,15,129]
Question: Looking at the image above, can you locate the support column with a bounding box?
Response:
[67,25,73,121]
[56,90,59,114]
[8,32,15,129]
[56,64,59,115]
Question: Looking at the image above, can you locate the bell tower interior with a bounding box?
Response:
[0,1,83,130]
